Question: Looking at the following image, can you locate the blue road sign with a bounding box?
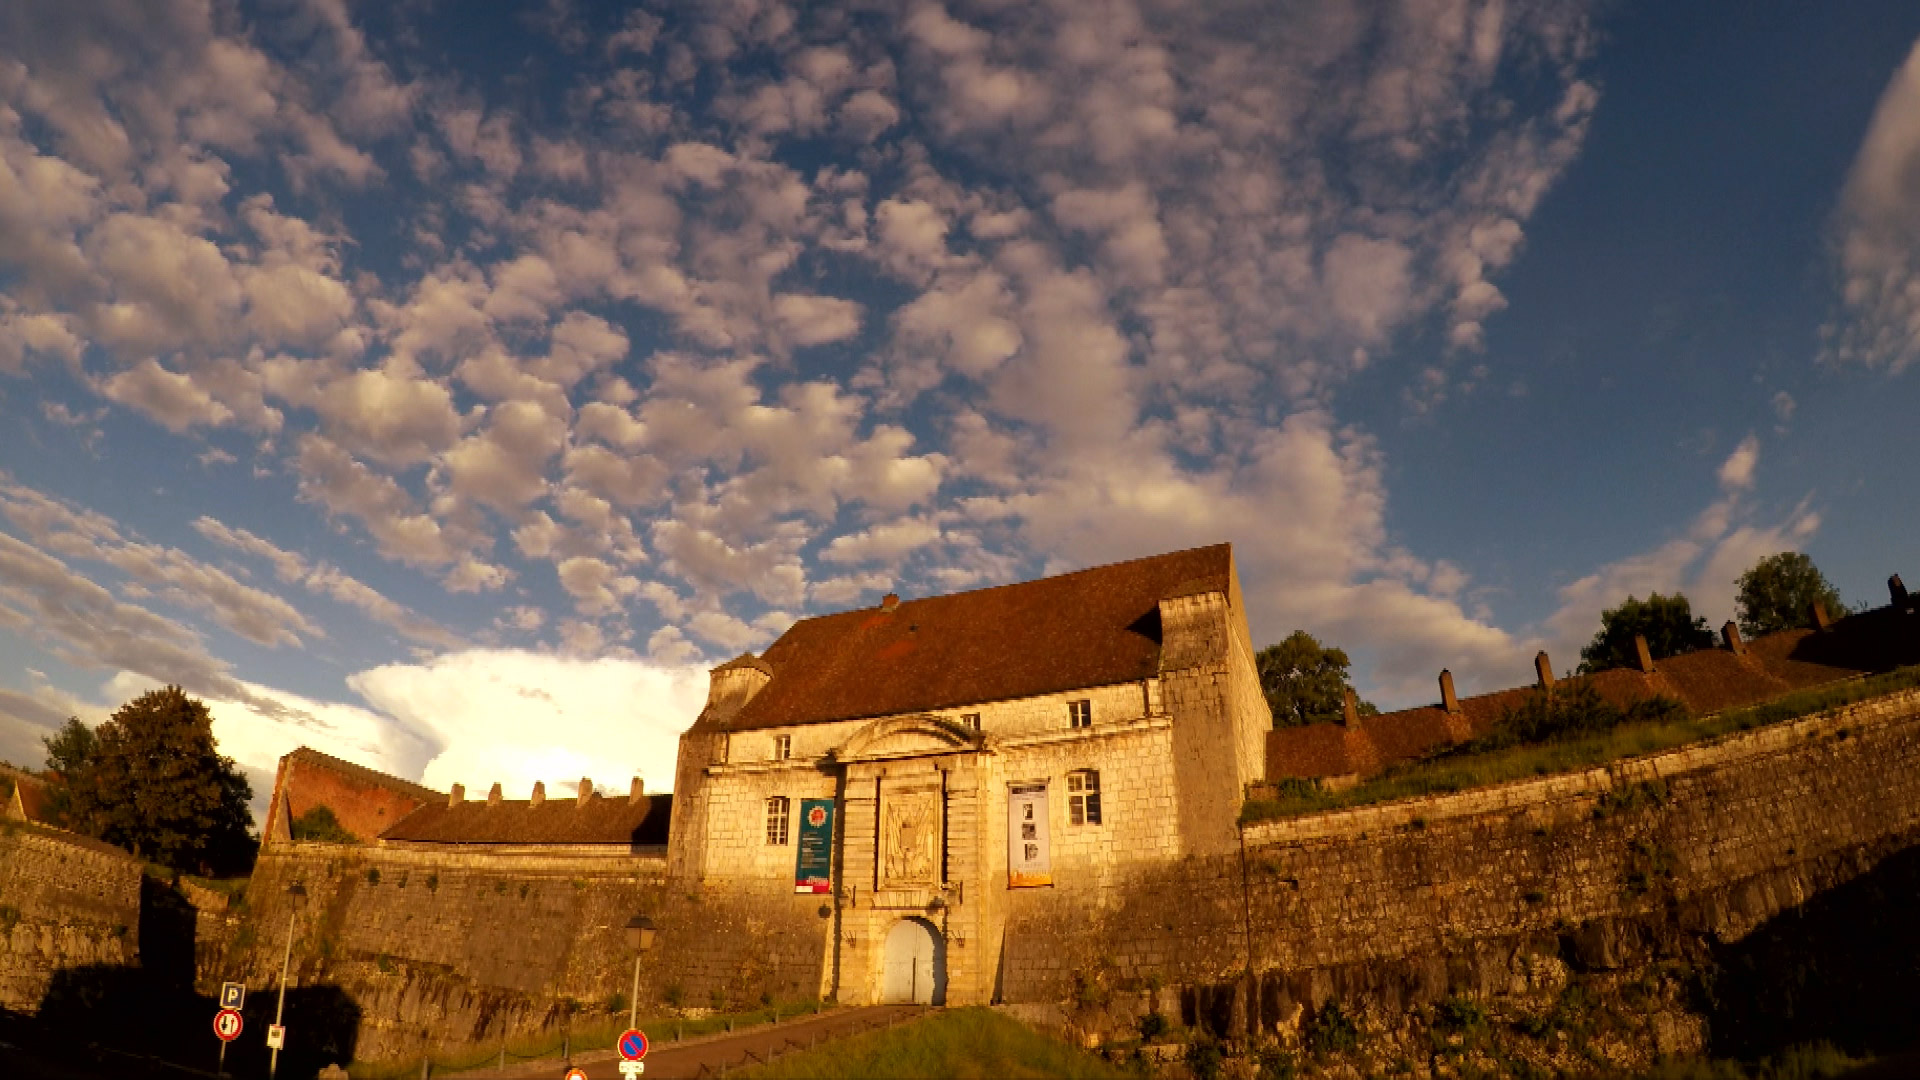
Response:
[618,1029,649,1061]
[220,981,246,1010]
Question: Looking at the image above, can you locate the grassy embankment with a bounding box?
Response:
[1243,665,1920,824]
[730,1007,1130,1080]
[350,1001,831,1079]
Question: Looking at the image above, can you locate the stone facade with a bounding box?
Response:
[666,545,1269,1008]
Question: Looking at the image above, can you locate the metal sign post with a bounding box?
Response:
[213,1007,242,1077]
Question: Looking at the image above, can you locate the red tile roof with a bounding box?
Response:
[379,792,672,847]
[283,747,441,803]
[1267,607,1920,780]
[701,544,1237,732]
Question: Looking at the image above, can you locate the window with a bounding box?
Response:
[1067,699,1092,729]
[1068,770,1102,825]
[773,734,792,759]
[765,796,790,845]
[961,713,982,730]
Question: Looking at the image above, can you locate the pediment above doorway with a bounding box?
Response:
[832,714,984,763]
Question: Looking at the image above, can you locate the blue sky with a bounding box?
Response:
[2,0,1917,804]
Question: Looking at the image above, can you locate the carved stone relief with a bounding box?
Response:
[880,788,941,887]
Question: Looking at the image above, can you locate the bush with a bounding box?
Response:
[1137,1011,1168,1041]
[1306,1001,1359,1055]
[1184,1035,1225,1080]
[291,805,359,845]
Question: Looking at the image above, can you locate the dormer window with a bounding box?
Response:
[773,734,792,760]
[1067,699,1092,729]
[961,713,982,730]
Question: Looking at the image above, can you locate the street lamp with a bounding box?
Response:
[271,883,306,1080]
[623,914,656,1031]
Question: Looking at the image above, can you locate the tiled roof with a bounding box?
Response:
[379,792,672,847]
[3,770,52,824]
[1268,607,1920,780]
[702,544,1237,732]
[285,746,441,803]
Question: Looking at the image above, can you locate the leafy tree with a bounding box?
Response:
[1578,592,1715,674]
[58,687,257,875]
[1257,630,1380,728]
[40,716,98,825]
[1736,552,1845,638]
[290,805,359,844]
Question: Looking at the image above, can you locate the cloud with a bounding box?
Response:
[1825,36,1920,373]
[347,649,709,797]
[1542,437,1818,667]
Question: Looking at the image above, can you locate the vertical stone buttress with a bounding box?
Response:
[667,659,771,883]
[1158,569,1266,857]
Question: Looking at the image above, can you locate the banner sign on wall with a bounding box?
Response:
[1007,783,1052,888]
[794,798,835,893]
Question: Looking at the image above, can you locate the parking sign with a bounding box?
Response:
[220,981,246,1010]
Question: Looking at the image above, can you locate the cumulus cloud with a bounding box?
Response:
[348,649,708,797]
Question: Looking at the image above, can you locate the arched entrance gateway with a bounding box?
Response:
[879,917,945,1004]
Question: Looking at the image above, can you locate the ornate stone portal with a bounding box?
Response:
[880,788,940,888]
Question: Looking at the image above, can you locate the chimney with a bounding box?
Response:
[448,783,465,808]
[1811,600,1831,631]
[1634,634,1656,673]
[577,778,594,806]
[487,782,502,806]
[629,777,646,805]
[881,592,900,613]
[1722,621,1747,656]
[1892,574,1910,609]
[1534,651,1555,691]
[1341,688,1359,727]
[530,781,546,807]
[1439,669,1460,714]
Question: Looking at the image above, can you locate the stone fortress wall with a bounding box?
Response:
[200,680,1920,1066]
[0,820,144,1011]
[998,683,1920,1051]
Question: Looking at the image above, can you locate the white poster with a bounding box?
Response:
[1007,783,1051,887]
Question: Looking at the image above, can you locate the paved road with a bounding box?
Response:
[499,1004,930,1080]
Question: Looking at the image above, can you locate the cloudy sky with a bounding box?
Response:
[3,0,1918,808]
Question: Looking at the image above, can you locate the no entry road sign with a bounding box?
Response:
[617,1029,649,1061]
[213,1008,243,1042]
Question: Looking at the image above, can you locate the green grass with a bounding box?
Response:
[347,1001,829,1079]
[731,1007,1131,1080]
[1243,666,1920,824]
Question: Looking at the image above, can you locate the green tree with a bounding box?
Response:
[59,686,257,875]
[1735,552,1845,637]
[1257,630,1380,728]
[40,715,98,825]
[1578,592,1715,674]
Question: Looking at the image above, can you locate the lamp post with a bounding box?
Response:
[271,883,306,1080]
[623,914,657,1031]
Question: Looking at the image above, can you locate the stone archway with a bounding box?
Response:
[879,917,945,1004]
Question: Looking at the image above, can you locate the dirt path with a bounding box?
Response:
[492,1004,930,1080]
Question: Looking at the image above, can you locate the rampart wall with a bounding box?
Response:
[0,822,144,1011]
[998,686,1920,1066]
[206,842,831,1064]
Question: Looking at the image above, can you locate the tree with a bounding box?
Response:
[1257,630,1380,728]
[1736,552,1844,638]
[1578,592,1715,674]
[58,686,257,876]
[40,715,98,826]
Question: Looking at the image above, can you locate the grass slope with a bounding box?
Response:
[732,1007,1130,1080]
[1243,665,1920,823]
